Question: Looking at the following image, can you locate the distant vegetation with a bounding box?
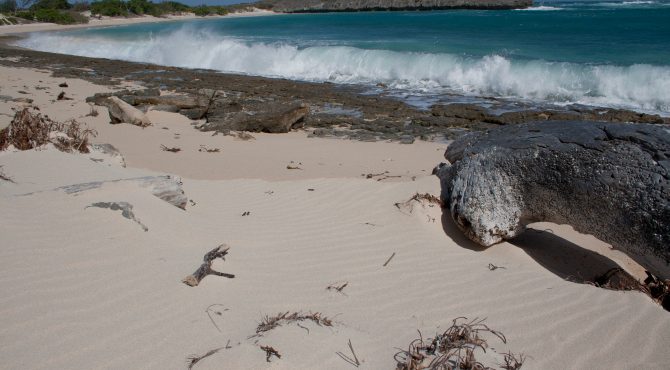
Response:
[0,0,242,25]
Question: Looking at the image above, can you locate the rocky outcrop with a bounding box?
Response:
[434,121,670,278]
[263,0,533,12]
[198,102,309,134]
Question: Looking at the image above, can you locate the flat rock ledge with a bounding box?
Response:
[434,121,670,278]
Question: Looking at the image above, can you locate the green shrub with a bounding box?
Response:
[34,8,76,23]
[30,0,71,10]
[90,0,128,17]
[0,0,17,13]
[71,1,90,12]
[192,5,210,17]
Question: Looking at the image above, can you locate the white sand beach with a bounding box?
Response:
[1,55,669,370]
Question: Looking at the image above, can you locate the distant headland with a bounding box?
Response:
[258,0,534,13]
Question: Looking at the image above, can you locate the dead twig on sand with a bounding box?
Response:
[395,317,523,370]
[383,252,396,267]
[254,311,333,337]
[287,165,302,170]
[363,171,388,179]
[161,144,181,153]
[336,339,361,367]
[488,263,506,271]
[327,281,349,294]
[260,345,281,362]
[394,193,442,214]
[205,304,229,333]
[182,245,235,287]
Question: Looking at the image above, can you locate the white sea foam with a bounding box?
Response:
[515,6,563,11]
[17,28,670,113]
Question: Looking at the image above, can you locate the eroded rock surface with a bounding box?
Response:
[434,121,670,278]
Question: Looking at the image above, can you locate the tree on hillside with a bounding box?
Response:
[0,0,17,13]
[30,0,70,10]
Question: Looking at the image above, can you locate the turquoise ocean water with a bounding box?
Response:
[18,0,670,113]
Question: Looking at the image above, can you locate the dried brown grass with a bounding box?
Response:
[394,317,524,370]
[0,108,96,153]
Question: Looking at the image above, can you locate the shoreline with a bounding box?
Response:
[0,9,277,36]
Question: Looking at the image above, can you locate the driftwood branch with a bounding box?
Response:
[182,245,235,287]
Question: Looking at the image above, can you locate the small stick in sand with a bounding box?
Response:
[336,339,361,367]
[186,346,225,370]
[327,281,349,294]
[488,263,506,271]
[260,345,281,362]
[383,252,396,267]
[182,245,235,287]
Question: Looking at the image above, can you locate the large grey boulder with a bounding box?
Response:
[434,121,670,278]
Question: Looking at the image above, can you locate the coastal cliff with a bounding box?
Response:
[260,0,533,12]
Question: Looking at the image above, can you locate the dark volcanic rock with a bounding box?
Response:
[263,0,533,12]
[434,121,670,278]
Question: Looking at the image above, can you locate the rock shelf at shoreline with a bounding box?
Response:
[2,43,666,145]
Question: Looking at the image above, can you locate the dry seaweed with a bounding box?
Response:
[394,193,442,214]
[395,317,523,370]
[0,108,96,153]
[254,311,333,336]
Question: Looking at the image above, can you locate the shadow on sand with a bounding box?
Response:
[440,210,621,282]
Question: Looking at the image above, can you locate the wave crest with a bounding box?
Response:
[17,28,670,113]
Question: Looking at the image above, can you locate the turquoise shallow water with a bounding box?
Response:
[18,0,670,113]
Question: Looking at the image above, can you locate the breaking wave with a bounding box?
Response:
[18,28,670,113]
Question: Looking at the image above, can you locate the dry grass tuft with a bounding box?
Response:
[0,108,96,153]
[501,351,526,370]
[395,317,524,370]
[255,311,333,336]
[86,106,99,117]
